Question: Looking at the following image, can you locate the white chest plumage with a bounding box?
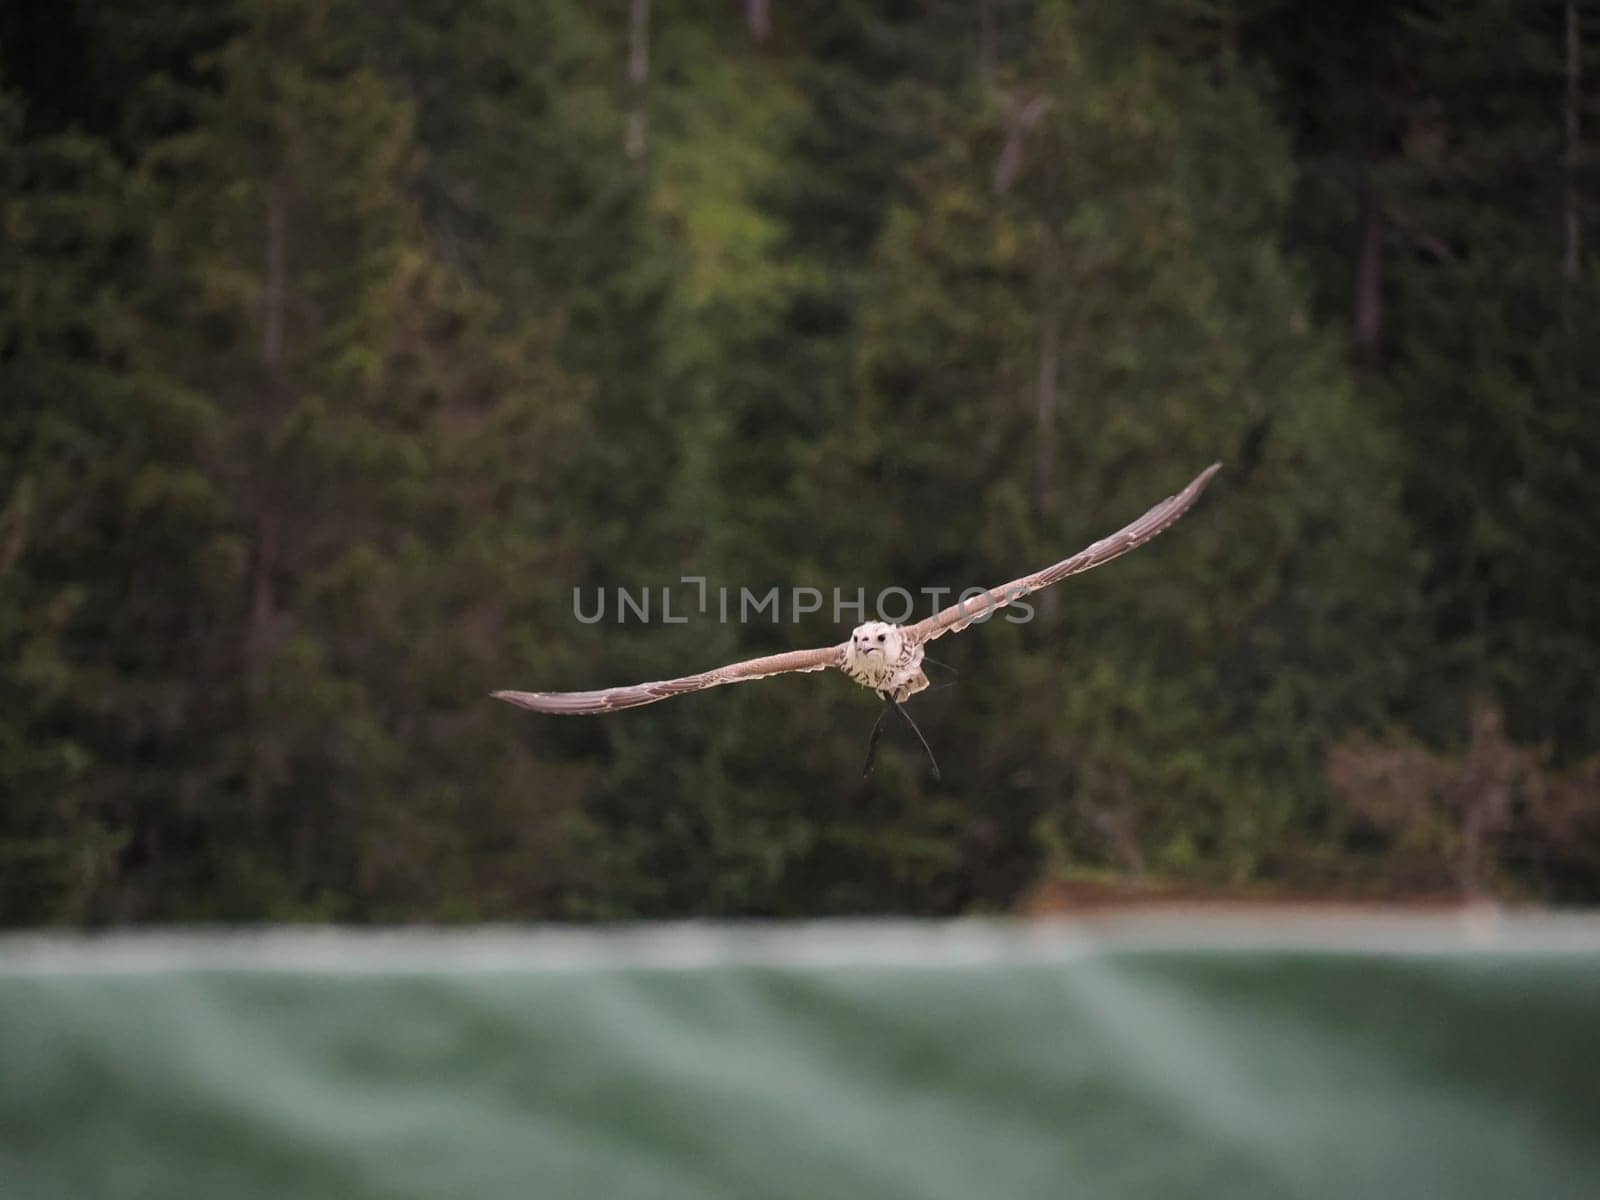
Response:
[842,621,929,702]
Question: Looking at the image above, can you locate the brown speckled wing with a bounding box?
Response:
[493,644,846,715]
[907,463,1221,646]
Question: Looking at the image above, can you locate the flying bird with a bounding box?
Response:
[495,463,1220,779]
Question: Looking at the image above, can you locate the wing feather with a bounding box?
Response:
[907,463,1221,646]
[493,644,845,715]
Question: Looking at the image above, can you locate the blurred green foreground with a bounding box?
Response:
[3,916,1598,1200]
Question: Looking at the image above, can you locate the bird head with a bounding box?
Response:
[847,621,904,668]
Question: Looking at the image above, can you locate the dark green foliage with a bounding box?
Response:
[1377,1,1600,756]
[1,0,1595,921]
[3,30,148,920]
[839,8,1420,887]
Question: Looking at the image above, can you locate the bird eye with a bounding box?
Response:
[877,634,886,642]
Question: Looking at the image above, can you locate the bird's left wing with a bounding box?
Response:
[493,644,846,715]
[907,463,1221,646]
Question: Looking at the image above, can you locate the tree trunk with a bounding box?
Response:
[746,0,770,43]
[1565,0,1581,284]
[1353,173,1383,363]
[246,507,281,686]
[247,181,290,818]
[1034,223,1061,524]
[1034,220,1062,621]
[262,180,287,367]
[625,0,651,158]
[977,0,996,85]
[250,179,290,676]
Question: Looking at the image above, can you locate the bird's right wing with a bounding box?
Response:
[908,463,1221,645]
[493,644,846,715]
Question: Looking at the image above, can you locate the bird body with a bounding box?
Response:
[841,621,928,702]
[493,463,1220,718]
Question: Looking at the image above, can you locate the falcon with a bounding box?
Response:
[495,463,1220,779]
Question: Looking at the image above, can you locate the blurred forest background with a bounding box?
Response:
[2,0,1597,924]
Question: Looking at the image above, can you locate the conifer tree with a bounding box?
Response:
[842,3,1420,887]
[0,87,212,920]
[104,0,591,917]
